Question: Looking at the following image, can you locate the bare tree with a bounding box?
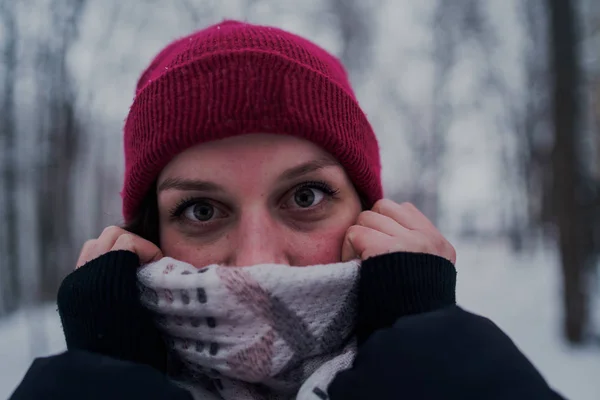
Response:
[387,0,498,226]
[328,0,374,81]
[35,0,88,301]
[497,0,552,251]
[0,0,20,315]
[547,0,595,343]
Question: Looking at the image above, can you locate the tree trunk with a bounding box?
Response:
[547,0,587,343]
[36,0,86,301]
[36,49,80,302]
[0,0,21,315]
[329,0,372,80]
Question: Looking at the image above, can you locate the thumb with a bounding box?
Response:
[341,227,358,262]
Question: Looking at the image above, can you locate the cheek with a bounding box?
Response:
[159,226,227,268]
[289,224,349,265]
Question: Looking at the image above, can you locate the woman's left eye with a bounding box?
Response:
[284,182,338,209]
[182,201,218,222]
[292,187,326,208]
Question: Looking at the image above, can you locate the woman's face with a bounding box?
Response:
[156,134,362,267]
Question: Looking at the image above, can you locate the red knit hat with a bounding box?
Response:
[122,20,382,222]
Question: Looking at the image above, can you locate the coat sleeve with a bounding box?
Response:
[57,250,168,372]
[328,305,566,400]
[356,252,457,344]
[9,350,193,400]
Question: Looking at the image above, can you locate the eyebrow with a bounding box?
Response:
[157,177,224,193]
[277,158,341,182]
[157,158,340,193]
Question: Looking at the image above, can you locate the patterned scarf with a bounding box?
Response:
[137,257,360,400]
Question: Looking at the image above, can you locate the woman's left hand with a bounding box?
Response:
[341,199,456,263]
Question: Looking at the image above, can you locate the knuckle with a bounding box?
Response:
[399,201,415,211]
[356,213,366,226]
[347,225,367,245]
[80,239,97,253]
[432,235,456,261]
[380,199,396,209]
[419,239,432,253]
[385,242,403,255]
[433,235,447,251]
[447,244,457,262]
[386,237,408,255]
[356,210,374,225]
[347,225,361,236]
[118,233,135,245]
[112,234,137,253]
[372,199,385,208]
[77,240,97,268]
[414,233,433,253]
[78,240,95,256]
[372,199,390,212]
[373,198,400,215]
[101,225,121,237]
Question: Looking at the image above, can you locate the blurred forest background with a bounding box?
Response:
[0,0,599,398]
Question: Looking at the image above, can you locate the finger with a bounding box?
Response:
[373,200,456,263]
[110,233,163,264]
[76,239,97,268]
[342,227,360,262]
[354,224,436,260]
[356,210,410,237]
[373,200,438,234]
[348,225,390,260]
[76,226,128,267]
[95,226,129,252]
[346,225,410,260]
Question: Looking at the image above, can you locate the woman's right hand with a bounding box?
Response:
[76,226,163,269]
[60,226,168,373]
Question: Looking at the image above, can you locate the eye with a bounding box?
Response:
[183,202,216,221]
[170,198,226,223]
[284,181,339,210]
[293,187,325,208]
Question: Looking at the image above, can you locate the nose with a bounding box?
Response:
[228,210,288,267]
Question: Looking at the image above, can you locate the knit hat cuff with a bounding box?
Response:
[122,50,381,222]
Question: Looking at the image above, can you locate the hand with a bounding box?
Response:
[62,226,168,373]
[76,226,163,268]
[342,200,456,263]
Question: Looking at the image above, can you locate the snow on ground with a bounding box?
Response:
[0,303,65,398]
[455,237,600,400]
[0,239,599,399]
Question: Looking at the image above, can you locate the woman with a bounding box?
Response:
[12,20,563,400]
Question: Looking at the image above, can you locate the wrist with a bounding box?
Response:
[356,252,456,344]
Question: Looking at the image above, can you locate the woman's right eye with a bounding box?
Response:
[181,201,223,222]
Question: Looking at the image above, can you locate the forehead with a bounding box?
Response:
[158,133,340,183]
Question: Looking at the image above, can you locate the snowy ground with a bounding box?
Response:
[0,239,599,399]
[455,238,600,399]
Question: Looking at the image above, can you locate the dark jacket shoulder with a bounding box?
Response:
[10,350,192,400]
[329,305,566,400]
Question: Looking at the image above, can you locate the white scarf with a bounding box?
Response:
[137,258,360,400]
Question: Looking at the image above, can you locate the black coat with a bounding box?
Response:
[11,251,565,399]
